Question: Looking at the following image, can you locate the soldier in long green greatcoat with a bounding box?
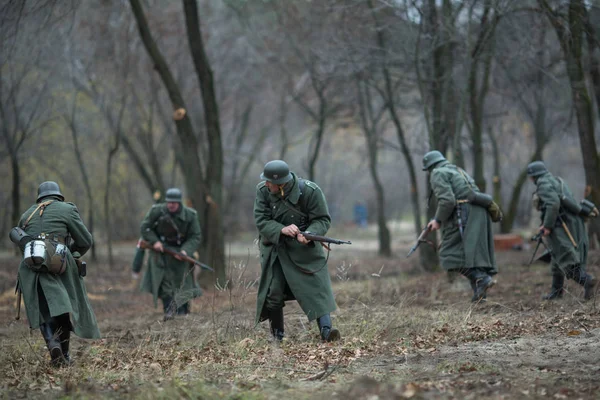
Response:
[13,181,100,367]
[527,161,596,300]
[254,160,340,342]
[137,188,202,320]
[423,151,498,302]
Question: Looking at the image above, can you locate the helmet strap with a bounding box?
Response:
[279,185,285,197]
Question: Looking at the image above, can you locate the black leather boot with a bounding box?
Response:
[56,314,72,365]
[469,280,487,302]
[162,297,176,321]
[579,274,597,300]
[40,319,66,367]
[473,275,495,302]
[542,274,564,300]
[317,314,341,342]
[268,308,284,341]
[177,302,189,315]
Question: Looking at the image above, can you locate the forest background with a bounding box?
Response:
[2,0,600,282]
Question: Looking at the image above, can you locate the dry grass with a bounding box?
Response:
[1,248,600,399]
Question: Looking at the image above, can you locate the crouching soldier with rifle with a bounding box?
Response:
[135,188,203,320]
[528,161,598,300]
[10,181,100,367]
[254,160,347,342]
[422,151,499,302]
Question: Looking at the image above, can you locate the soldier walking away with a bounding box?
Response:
[9,181,100,367]
[423,151,499,302]
[136,188,203,320]
[528,161,597,300]
[254,160,341,342]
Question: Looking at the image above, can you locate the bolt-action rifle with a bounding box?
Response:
[407,226,434,258]
[299,231,352,245]
[528,230,551,266]
[138,239,213,272]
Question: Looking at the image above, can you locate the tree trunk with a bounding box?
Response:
[541,0,600,243]
[67,96,97,261]
[183,0,226,285]
[356,79,391,257]
[368,0,427,266]
[129,0,226,284]
[11,156,20,228]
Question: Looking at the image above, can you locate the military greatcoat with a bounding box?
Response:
[139,203,202,306]
[534,172,588,273]
[430,161,497,273]
[254,173,337,323]
[17,197,100,339]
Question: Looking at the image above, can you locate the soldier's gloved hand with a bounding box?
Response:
[153,241,164,253]
[427,219,441,232]
[281,224,300,237]
[174,250,187,261]
[296,233,311,245]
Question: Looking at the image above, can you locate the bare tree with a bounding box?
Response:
[539,0,600,224]
[129,0,226,284]
[355,76,392,257]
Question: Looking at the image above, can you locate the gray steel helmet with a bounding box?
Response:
[422,150,447,171]
[527,161,548,177]
[260,160,292,185]
[37,181,64,202]
[165,188,183,203]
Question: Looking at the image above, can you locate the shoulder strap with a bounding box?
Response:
[457,167,476,190]
[22,200,54,229]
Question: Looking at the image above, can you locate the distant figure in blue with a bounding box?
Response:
[354,202,368,228]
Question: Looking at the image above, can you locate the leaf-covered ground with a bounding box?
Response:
[1,247,599,399]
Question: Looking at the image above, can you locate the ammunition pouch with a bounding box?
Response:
[23,237,68,275]
[580,199,599,219]
[466,192,503,222]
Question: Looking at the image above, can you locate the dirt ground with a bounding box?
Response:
[1,243,599,399]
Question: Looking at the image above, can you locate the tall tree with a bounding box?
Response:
[539,0,600,225]
[129,0,226,283]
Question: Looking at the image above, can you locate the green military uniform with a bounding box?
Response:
[529,161,594,299]
[254,160,339,342]
[139,192,202,316]
[14,181,99,366]
[424,151,497,301]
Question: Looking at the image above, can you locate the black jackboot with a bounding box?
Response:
[40,319,67,367]
[177,302,189,315]
[268,308,284,341]
[162,297,176,321]
[542,274,564,300]
[573,271,598,300]
[55,313,72,364]
[317,314,341,342]
[469,280,487,302]
[473,275,495,302]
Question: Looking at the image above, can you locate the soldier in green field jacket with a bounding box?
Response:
[423,151,498,302]
[254,160,340,342]
[528,161,595,300]
[13,181,100,367]
[137,188,202,320]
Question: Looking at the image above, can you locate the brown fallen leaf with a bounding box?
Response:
[567,330,581,336]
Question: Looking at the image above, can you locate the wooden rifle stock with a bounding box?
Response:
[138,239,213,272]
